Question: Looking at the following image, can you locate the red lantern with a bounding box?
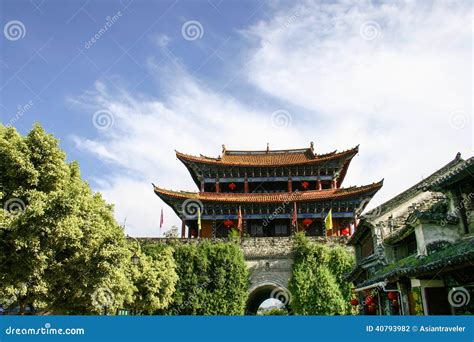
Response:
[228,183,237,191]
[302,218,313,227]
[224,220,234,228]
[387,292,397,300]
[341,227,350,236]
[301,181,309,189]
[350,298,359,306]
[365,295,374,305]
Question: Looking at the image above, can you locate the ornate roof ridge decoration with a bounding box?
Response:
[198,154,221,161]
[175,144,359,166]
[223,141,316,155]
[427,155,474,191]
[224,148,311,155]
[362,153,464,220]
[153,179,383,203]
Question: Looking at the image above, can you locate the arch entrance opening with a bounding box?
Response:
[245,283,290,315]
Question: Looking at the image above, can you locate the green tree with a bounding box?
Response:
[128,246,178,314]
[147,241,249,315]
[0,124,134,314]
[327,244,354,312]
[289,233,353,315]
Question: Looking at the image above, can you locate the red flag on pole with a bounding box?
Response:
[237,206,243,232]
[160,208,164,229]
[292,202,297,227]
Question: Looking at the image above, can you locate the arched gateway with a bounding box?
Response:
[246,282,291,315]
[241,236,347,314]
[242,237,295,314]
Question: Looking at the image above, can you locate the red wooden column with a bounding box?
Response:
[200,179,205,192]
[332,179,338,189]
[244,174,249,193]
[288,177,293,192]
[181,219,186,238]
[216,178,220,193]
[317,178,322,190]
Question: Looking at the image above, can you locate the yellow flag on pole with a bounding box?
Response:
[197,207,201,231]
[325,209,333,231]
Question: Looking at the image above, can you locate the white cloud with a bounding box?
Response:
[73,1,472,236]
[244,0,472,202]
[72,67,307,236]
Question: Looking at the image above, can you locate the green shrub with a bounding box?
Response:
[289,233,354,315]
[145,241,249,315]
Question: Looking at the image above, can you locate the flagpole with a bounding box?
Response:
[197,207,201,239]
[292,202,297,235]
[324,208,333,237]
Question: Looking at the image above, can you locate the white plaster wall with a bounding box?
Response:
[421,223,461,246]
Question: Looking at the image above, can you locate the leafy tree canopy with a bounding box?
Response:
[289,233,354,315]
[0,124,132,314]
[146,240,249,315]
[128,246,178,314]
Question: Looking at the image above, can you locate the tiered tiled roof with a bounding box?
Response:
[153,180,383,204]
[175,144,358,167]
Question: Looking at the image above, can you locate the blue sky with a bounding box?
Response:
[1,0,472,237]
